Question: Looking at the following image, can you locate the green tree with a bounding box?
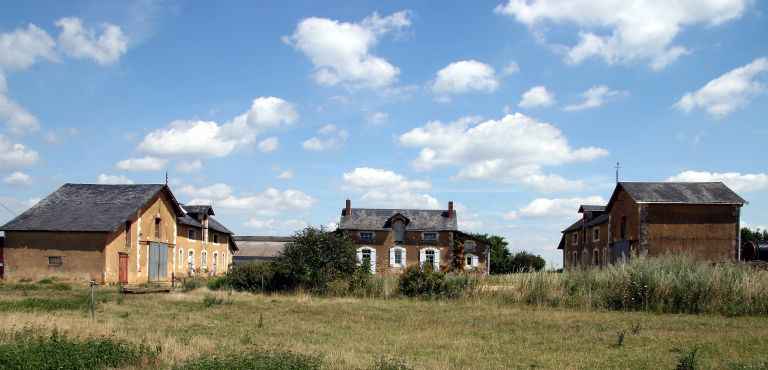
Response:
[509,251,546,272]
[472,234,546,274]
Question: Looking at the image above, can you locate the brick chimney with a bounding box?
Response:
[345,199,351,216]
[448,201,454,217]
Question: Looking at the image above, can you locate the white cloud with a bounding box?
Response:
[366,111,389,125]
[399,113,605,191]
[564,85,625,111]
[55,17,128,65]
[519,86,555,108]
[277,170,294,180]
[245,218,308,233]
[286,11,410,88]
[302,124,348,151]
[0,72,40,134]
[431,60,500,99]
[675,57,768,118]
[3,171,31,186]
[342,167,439,209]
[97,173,134,185]
[505,196,606,220]
[116,156,167,171]
[139,97,298,157]
[180,183,315,214]
[495,0,749,69]
[667,170,768,193]
[258,137,279,153]
[0,23,56,70]
[502,61,520,75]
[0,135,39,168]
[176,159,202,173]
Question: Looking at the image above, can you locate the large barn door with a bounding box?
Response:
[148,243,168,282]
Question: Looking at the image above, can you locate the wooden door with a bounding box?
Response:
[148,243,168,282]
[118,254,128,284]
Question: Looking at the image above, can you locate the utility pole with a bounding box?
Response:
[615,162,621,183]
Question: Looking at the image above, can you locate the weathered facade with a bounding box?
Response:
[559,205,609,270]
[559,182,746,270]
[0,184,237,284]
[338,200,489,275]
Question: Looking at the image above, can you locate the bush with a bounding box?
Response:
[0,328,158,370]
[202,294,228,307]
[174,350,322,370]
[181,278,204,292]
[399,265,471,298]
[207,276,230,291]
[228,262,278,292]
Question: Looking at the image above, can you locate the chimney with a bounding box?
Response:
[448,201,454,217]
[345,199,351,216]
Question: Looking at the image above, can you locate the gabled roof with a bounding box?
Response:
[606,182,746,211]
[579,205,606,213]
[208,217,232,234]
[562,219,583,233]
[0,184,185,232]
[184,205,214,216]
[340,208,457,231]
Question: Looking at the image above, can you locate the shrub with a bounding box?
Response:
[207,276,230,291]
[399,265,456,298]
[174,350,322,370]
[228,262,278,292]
[181,278,203,292]
[202,294,228,307]
[0,328,158,370]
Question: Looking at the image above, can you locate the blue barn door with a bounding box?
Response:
[148,243,168,282]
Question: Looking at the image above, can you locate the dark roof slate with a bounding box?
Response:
[585,213,609,227]
[619,182,746,204]
[184,205,214,216]
[208,217,232,234]
[340,208,457,231]
[579,205,606,213]
[562,219,583,233]
[0,184,183,232]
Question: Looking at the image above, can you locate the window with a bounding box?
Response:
[357,247,375,273]
[188,250,195,273]
[465,254,478,269]
[213,234,219,244]
[424,249,436,267]
[359,232,374,242]
[212,252,218,273]
[572,233,578,246]
[593,249,599,266]
[179,249,184,270]
[188,229,196,240]
[393,220,405,243]
[48,256,62,266]
[394,249,402,265]
[620,216,627,239]
[466,256,472,266]
[422,232,438,242]
[201,251,207,269]
[572,251,578,266]
[154,218,161,239]
[593,227,600,242]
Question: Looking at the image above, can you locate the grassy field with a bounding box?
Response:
[1,281,767,369]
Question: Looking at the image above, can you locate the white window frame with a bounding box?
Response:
[212,252,218,274]
[419,247,440,270]
[356,246,376,273]
[389,246,406,268]
[422,232,438,242]
[593,227,600,242]
[188,250,195,272]
[201,250,208,269]
[359,231,374,242]
[464,253,479,269]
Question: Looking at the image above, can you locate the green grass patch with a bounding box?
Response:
[0,328,158,370]
[173,350,322,370]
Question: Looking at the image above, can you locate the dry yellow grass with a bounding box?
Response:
[1,285,767,369]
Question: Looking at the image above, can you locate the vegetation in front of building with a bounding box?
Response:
[472,234,546,273]
[173,350,323,370]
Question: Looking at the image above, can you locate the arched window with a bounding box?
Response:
[201,250,208,269]
[212,252,218,274]
[465,253,479,269]
[188,250,195,274]
[356,247,376,273]
[179,249,184,271]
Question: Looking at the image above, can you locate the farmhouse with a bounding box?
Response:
[559,182,746,270]
[0,183,237,284]
[339,200,489,274]
[231,236,294,265]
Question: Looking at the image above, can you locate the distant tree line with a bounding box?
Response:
[742,227,768,244]
[472,234,546,273]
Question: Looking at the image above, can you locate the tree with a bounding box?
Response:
[472,233,546,274]
[509,251,546,272]
[272,227,358,292]
[742,227,768,244]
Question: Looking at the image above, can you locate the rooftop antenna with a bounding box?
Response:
[615,162,621,183]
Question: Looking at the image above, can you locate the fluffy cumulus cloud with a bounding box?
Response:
[668,170,768,193]
[55,17,128,65]
[565,85,625,111]
[139,97,298,158]
[0,134,39,169]
[342,167,439,209]
[116,156,167,171]
[179,183,315,214]
[675,57,768,118]
[519,86,555,108]
[431,60,500,99]
[495,0,750,70]
[245,218,308,233]
[505,196,606,220]
[302,124,348,151]
[97,173,134,185]
[0,23,56,70]
[286,11,410,88]
[399,113,606,192]
[3,171,31,186]
[0,72,40,134]
[258,137,279,153]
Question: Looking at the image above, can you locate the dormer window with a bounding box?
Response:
[422,232,437,242]
[393,220,405,244]
[359,232,374,242]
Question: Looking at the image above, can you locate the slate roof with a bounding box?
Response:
[339,208,457,231]
[614,182,746,206]
[0,184,184,232]
[232,236,293,258]
[585,213,609,227]
[579,205,606,213]
[177,214,202,228]
[562,219,583,233]
[184,205,214,216]
[208,217,232,234]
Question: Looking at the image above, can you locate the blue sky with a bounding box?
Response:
[1,0,767,267]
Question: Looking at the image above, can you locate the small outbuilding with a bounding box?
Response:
[232,236,293,265]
